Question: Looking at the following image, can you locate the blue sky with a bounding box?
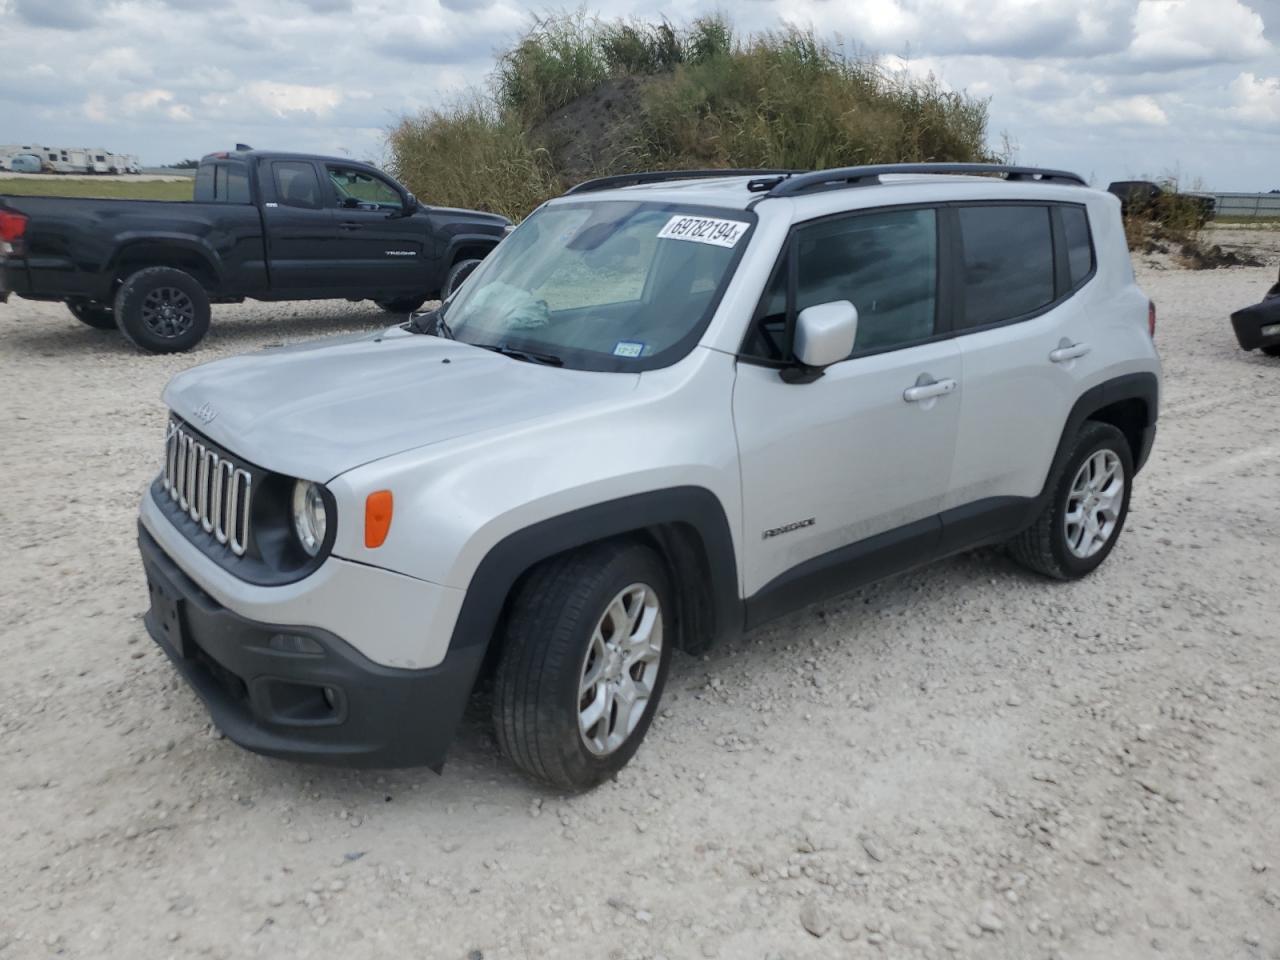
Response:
[0,0,1277,191]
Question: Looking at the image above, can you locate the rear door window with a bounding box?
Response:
[956,205,1055,328]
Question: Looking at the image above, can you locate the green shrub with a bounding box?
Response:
[386,99,560,221]
[388,14,1000,220]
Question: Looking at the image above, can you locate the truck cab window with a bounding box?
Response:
[326,166,402,211]
[273,162,322,210]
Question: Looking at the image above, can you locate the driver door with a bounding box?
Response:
[733,207,962,612]
[322,163,433,296]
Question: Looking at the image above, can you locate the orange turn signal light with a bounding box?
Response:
[364,490,394,548]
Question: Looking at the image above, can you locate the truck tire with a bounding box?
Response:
[1008,421,1133,581]
[65,297,116,330]
[375,296,428,315]
[493,541,673,791]
[113,267,211,353]
[443,258,482,299]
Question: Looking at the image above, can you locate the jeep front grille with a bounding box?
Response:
[163,420,253,556]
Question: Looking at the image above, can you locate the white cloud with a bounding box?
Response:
[244,82,343,118]
[83,87,192,123]
[778,0,1133,57]
[1083,94,1170,126]
[1129,0,1271,67]
[1229,71,1280,123]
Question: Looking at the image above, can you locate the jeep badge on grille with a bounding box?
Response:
[194,401,218,425]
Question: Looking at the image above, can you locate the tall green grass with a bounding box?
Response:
[0,177,193,201]
[387,13,999,220]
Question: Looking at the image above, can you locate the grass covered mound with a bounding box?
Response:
[387,14,1000,220]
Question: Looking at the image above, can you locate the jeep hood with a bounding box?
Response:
[163,329,639,481]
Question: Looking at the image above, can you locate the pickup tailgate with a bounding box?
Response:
[0,194,267,304]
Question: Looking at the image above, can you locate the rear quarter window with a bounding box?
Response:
[1060,205,1094,288]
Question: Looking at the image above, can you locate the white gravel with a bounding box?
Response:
[2,231,1279,960]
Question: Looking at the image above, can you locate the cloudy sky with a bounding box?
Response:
[0,0,1276,191]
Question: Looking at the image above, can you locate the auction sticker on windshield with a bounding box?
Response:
[657,215,748,248]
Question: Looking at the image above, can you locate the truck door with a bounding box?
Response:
[260,159,343,294]
[320,162,432,298]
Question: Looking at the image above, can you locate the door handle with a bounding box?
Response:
[338,221,361,231]
[903,377,957,403]
[1049,341,1091,363]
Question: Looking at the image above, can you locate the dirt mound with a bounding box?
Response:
[1178,241,1266,270]
[528,75,657,184]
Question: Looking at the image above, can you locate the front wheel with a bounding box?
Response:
[375,295,427,315]
[442,258,481,300]
[66,297,116,330]
[1008,421,1133,580]
[113,267,211,353]
[493,542,673,790]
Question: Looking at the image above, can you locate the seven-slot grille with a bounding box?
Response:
[163,419,253,556]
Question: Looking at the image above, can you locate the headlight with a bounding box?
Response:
[292,479,328,556]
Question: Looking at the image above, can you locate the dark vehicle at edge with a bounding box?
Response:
[0,147,510,352]
[1231,273,1280,358]
[1106,179,1216,226]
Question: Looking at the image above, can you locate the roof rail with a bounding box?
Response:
[565,169,799,196]
[757,163,1087,197]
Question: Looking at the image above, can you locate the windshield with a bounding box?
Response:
[441,200,754,372]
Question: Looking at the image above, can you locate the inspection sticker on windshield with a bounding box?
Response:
[657,215,748,248]
[613,340,645,358]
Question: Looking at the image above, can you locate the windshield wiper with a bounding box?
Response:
[476,343,564,366]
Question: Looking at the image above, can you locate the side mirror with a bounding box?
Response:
[793,300,858,371]
[403,192,419,214]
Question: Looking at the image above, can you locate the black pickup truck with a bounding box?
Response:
[0,148,510,352]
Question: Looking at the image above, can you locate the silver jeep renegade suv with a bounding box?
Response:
[138,164,1160,789]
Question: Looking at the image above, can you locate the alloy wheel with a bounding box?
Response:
[577,583,663,756]
[1064,449,1124,559]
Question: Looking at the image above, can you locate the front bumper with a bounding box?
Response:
[1230,296,1280,352]
[139,524,484,769]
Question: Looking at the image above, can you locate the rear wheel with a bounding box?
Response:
[65,297,115,330]
[1008,421,1133,580]
[493,542,672,790]
[113,267,211,353]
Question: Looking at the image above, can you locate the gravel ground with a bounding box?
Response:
[2,231,1279,960]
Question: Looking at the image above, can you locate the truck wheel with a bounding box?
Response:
[443,258,481,299]
[1008,421,1133,580]
[113,267,210,353]
[493,541,673,791]
[65,297,116,330]
[375,296,428,315]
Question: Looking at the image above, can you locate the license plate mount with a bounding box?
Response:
[148,573,190,659]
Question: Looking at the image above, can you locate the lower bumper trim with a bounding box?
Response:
[139,523,484,769]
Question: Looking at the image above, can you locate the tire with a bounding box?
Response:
[442,258,482,300]
[1008,421,1134,580]
[65,297,115,330]
[1262,345,1280,357]
[493,541,673,791]
[113,267,210,353]
[375,296,427,315]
